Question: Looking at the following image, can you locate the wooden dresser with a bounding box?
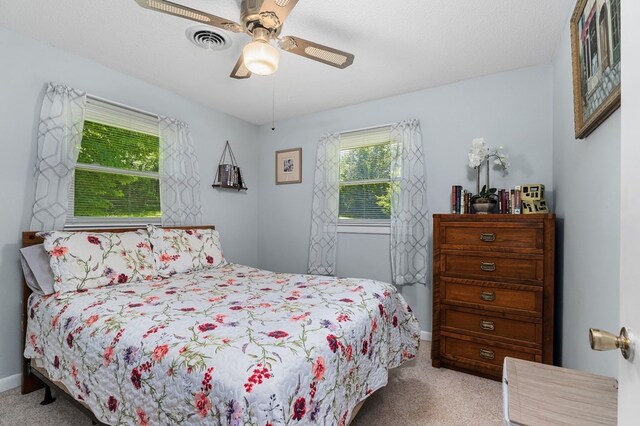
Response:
[431,214,555,380]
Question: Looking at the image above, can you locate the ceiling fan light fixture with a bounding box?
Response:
[135,0,355,80]
[242,27,279,76]
[243,39,280,75]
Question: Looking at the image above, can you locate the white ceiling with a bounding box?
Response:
[0,0,574,124]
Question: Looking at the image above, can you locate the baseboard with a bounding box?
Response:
[0,373,21,393]
[420,330,432,341]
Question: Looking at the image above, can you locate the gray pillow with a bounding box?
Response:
[20,244,55,295]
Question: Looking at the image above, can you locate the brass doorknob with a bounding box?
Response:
[589,327,632,360]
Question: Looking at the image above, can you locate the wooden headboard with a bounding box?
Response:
[21,225,215,394]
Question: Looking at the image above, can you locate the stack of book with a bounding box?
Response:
[451,185,471,214]
[450,185,523,214]
[497,186,522,214]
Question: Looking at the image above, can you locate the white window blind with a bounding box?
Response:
[338,125,393,224]
[340,125,393,149]
[66,97,161,227]
[84,97,159,136]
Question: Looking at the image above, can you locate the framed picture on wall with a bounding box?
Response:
[570,0,621,139]
[275,148,302,184]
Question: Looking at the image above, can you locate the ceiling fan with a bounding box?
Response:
[134,0,355,79]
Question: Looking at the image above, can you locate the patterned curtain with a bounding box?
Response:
[389,120,429,285]
[158,117,202,226]
[30,83,87,231]
[307,133,341,275]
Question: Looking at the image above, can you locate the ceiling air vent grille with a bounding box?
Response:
[186,26,231,51]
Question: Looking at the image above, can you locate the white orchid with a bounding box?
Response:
[468,138,489,168]
[468,138,510,197]
[468,139,509,170]
[491,146,510,170]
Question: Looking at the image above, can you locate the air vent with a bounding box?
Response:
[186,26,231,51]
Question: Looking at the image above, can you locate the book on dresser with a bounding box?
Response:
[431,214,555,380]
[450,185,471,214]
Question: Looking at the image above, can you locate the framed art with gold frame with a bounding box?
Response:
[570,0,621,139]
[275,148,302,185]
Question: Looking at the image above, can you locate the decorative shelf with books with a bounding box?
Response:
[212,141,248,191]
[450,184,549,215]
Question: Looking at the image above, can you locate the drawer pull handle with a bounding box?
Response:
[479,349,495,360]
[480,320,495,331]
[480,233,496,242]
[480,262,496,272]
[480,291,495,301]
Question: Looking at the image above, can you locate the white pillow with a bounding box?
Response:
[20,244,55,295]
[39,230,157,294]
[147,226,226,277]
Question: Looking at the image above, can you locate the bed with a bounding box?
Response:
[21,227,420,425]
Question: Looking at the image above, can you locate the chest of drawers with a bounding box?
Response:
[431,214,555,380]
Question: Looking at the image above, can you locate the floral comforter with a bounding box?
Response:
[25,264,420,425]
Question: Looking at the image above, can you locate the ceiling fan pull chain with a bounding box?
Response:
[272,75,276,131]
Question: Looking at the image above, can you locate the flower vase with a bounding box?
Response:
[471,196,497,214]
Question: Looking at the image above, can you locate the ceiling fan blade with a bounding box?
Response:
[259,0,299,29]
[134,0,243,33]
[230,55,252,79]
[279,36,354,69]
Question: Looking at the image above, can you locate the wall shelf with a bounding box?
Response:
[212,140,248,191]
[211,183,247,191]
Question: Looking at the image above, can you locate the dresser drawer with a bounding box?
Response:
[441,252,543,282]
[441,335,538,372]
[442,307,540,346]
[442,279,542,315]
[441,223,543,250]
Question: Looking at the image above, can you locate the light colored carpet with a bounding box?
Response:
[351,343,503,425]
[0,342,502,425]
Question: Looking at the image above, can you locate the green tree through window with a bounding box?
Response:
[73,121,161,218]
[339,142,392,220]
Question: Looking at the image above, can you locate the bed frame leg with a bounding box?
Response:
[40,385,56,405]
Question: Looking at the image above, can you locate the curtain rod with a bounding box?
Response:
[338,122,395,136]
[87,93,159,119]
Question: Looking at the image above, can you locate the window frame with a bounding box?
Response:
[337,125,394,234]
[65,97,161,229]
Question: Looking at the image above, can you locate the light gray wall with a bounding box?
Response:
[551,16,620,377]
[256,64,555,333]
[0,27,259,381]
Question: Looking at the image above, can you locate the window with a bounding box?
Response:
[338,126,393,233]
[67,98,161,227]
